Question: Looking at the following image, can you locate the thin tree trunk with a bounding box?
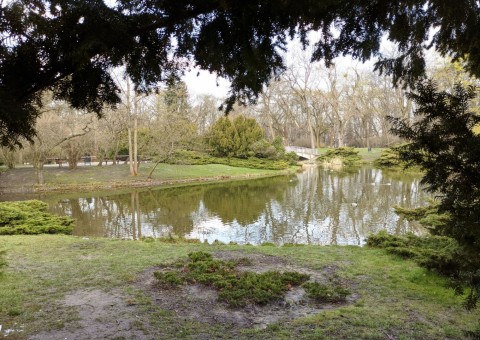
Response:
[128,127,135,175]
[113,140,119,165]
[34,161,44,185]
[308,117,316,149]
[133,116,138,174]
[148,158,165,179]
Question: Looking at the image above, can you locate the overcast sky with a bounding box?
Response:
[182,68,230,98]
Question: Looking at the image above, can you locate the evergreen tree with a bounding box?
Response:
[208,116,264,158]
[390,80,480,308]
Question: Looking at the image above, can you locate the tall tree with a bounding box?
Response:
[1,0,480,147]
[391,80,480,308]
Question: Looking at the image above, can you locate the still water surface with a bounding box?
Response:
[47,166,427,245]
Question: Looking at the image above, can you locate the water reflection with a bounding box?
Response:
[48,167,427,245]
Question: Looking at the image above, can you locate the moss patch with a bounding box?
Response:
[0,200,74,235]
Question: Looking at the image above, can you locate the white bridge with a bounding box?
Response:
[285,146,321,160]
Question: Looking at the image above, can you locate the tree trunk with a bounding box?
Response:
[128,127,135,175]
[337,120,345,147]
[133,116,138,174]
[112,140,119,165]
[308,117,316,149]
[34,160,45,185]
[67,148,79,169]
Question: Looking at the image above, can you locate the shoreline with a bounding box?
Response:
[1,167,298,195]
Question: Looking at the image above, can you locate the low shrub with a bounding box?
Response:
[318,147,362,166]
[154,251,310,307]
[374,146,404,168]
[303,281,350,303]
[166,150,293,170]
[366,231,462,280]
[393,202,451,229]
[0,200,74,235]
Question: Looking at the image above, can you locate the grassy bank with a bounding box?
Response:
[316,148,385,164]
[0,235,478,339]
[0,163,296,194]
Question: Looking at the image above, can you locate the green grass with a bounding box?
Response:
[0,235,478,339]
[356,148,385,163]
[0,163,294,193]
[303,281,350,303]
[44,163,285,185]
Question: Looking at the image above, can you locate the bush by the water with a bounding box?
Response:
[393,202,451,229]
[0,200,74,235]
[318,147,361,166]
[374,144,423,170]
[166,150,295,170]
[207,116,297,164]
[374,146,404,168]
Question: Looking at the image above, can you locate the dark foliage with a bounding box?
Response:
[1,0,480,146]
[374,144,408,168]
[389,80,480,309]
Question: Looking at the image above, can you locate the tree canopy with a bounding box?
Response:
[1,0,480,146]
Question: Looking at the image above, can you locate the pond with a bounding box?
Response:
[44,166,427,245]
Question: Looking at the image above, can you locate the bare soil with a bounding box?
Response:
[26,251,357,339]
[136,251,357,333]
[29,289,149,340]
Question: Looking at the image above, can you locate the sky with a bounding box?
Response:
[182,68,230,98]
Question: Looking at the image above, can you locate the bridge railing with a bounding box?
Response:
[285,146,321,156]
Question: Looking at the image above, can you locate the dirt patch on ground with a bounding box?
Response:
[25,251,357,339]
[29,289,148,340]
[136,250,358,330]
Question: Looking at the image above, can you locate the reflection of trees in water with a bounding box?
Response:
[140,186,204,235]
[49,186,205,238]
[260,167,426,245]
[48,167,426,244]
[202,176,291,226]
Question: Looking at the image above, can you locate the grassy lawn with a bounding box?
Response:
[44,163,284,185]
[0,163,293,193]
[0,235,478,339]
